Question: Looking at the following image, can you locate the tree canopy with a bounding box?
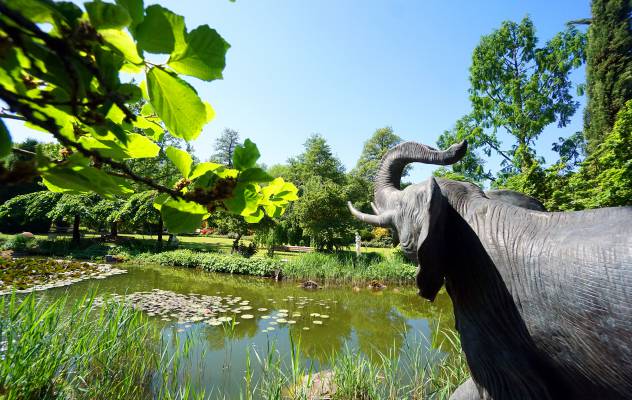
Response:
[584,0,632,152]
[0,0,297,234]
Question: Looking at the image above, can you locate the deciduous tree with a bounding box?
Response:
[584,0,632,151]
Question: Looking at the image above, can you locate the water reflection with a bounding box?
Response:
[38,262,456,397]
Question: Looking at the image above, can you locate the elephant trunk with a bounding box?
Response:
[373,141,468,208]
[347,140,467,227]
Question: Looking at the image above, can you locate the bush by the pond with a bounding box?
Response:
[0,234,37,252]
[135,249,281,276]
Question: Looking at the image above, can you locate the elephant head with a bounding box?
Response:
[348,141,467,301]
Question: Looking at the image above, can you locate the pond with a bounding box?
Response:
[35,262,455,398]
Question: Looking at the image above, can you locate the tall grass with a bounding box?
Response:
[0,292,156,399]
[0,292,468,399]
[282,251,417,284]
[0,292,208,400]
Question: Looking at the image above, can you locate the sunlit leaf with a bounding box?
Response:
[168,25,230,81]
[189,162,224,180]
[156,198,207,233]
[99,29,144,65]
[232,139,260,171]
[39,154,133,198]
[85,1,131,29]
[146,67,207,140]
[134,4,186,54]
[238,167,273,183]
[115,0,143,31]
[224,182,261,215]
[6,0,59,23]
[165,146,192,178]
[243,208,264,223]
[79,132,159,159]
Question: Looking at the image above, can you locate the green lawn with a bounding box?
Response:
[0,232,393,259]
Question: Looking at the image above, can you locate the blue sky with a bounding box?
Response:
[7,0,591,183]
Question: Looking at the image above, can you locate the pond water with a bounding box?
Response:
[36,262,455,398]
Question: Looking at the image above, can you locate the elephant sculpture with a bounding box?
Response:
[348,141,632,399]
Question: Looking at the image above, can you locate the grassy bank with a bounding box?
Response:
[134,249,416,284]
[1,234,416,284]
[0,292,468,399]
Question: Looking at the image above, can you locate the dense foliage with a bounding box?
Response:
[584,0,632,151]
[0,191,60,233]
[0,0,297,234]
[136,249,281,276]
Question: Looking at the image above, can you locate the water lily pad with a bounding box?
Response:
[241,306,253,310]
[303,327,310,331]
[257,308,268,312]
[276,318,288,323]
[312,320,323,325]
[287,320,296,324]
[320,315,329,319]
[261,315,270,319]
[241,314,254,319]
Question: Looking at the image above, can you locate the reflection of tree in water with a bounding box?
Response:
[68,262,456,362]
[391,289,458,353]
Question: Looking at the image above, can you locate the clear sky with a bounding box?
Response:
[6,0,591,183]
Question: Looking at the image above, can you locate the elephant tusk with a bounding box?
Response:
[347,201,394,227]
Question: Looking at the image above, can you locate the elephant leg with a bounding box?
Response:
[450,378,482,400]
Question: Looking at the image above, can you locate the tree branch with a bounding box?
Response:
[567,18,591,26]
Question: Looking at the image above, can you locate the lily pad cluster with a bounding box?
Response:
[95,289,339,334]
[0,258,126,294]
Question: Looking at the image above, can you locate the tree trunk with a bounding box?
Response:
[72,215,80,245]
[110,221,118,239]
[157,215,163,248]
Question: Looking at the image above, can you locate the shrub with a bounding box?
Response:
[0,234,38,252]
[0,192,60,233]
[136,249,281,277]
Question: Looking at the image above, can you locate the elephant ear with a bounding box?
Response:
[415,177,446,301]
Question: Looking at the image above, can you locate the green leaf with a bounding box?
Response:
[232,139,260,171]
[0,120,11,158]
[238,167,273,183]
[189,162,224,180]
[99,28,144,65]
[85,1,131,29]
[243,208,264,223]
[39,154,133,197]
[118,83,142,103]
[146,67,207,141]
[115,0,143,30]
[165,146,193,178]
[134,5,186,54]
[167,25,230,81]
[6,0,59,23]
[157,198,207,234]
[224,183,261,215]
[79,132,159,159]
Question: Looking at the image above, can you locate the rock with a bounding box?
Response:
[300,280,319,289]
[285,370,336,400]
[368,280,387,290]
